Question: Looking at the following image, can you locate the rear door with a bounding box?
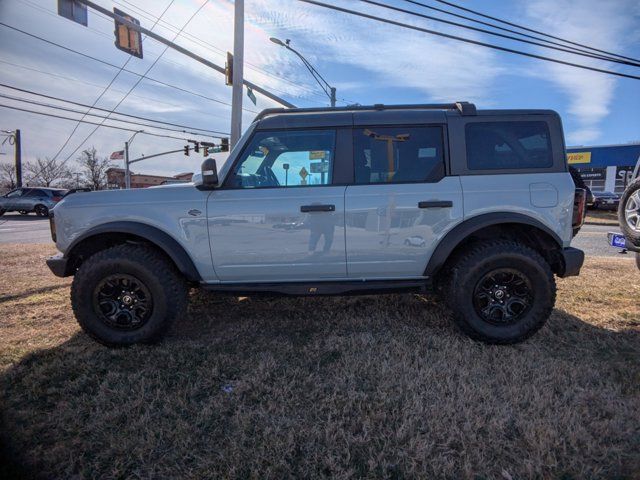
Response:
[207,127,349,282]
[345,121,463,279]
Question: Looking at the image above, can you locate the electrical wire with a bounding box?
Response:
[400,0,640,65]
[0,83,227,135]
[296,0,640,81]
[0,104,226,141]
[0,23,256,112]
[432,0,640,64]
[62,0,211,162]
[0,93,222,137]
[49,0,177,163]
[360,0,640,67]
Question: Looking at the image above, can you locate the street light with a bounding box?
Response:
[124,130,143,189]
[269,37,336,107]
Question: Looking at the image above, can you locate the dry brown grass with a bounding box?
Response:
[1,244,639,479]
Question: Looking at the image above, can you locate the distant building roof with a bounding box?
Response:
[567,142,640,167]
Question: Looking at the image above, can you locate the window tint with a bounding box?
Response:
[6,189,23,198]
[24,189,45,197]
[465,121,553,170]
[353,126,444,184]
[227,129,335,188]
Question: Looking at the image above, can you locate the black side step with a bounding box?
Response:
[201,279,429,297]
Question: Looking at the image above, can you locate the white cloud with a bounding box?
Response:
[524,0,638,144]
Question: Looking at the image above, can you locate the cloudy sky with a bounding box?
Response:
[0,0,639,178]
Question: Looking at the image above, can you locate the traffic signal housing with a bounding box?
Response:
[114,8,143,58]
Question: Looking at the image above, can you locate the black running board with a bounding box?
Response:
[201,279,428,297]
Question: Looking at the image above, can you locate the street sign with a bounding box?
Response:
[310,161,328,173]
[299,166,309,180]
[247,87,257,106]
[57,0,88,26]
[114,8,143,58]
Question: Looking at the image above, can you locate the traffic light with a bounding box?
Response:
[225,52,233,86]
[183,145,190,156]
[114,8,143,58]
[193,142,200,154]
[220,138,229,152]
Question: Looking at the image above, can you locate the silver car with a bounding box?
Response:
[0,187,67,217]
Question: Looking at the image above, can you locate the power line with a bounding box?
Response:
[0,93,222,138]
[400,0,640,65]
[62,0,211,162]
[432,0,640,65]
[296,0,640,81]
[361,0,640,67]
[0,103,224,141]
[0,83,226,135]
[49,0,177,162]
[0,22,257,112]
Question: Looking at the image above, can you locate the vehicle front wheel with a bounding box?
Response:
[71,244,188,346]
[444,241,556,344]
[34,204,49,217]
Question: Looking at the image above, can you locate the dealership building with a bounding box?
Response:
[568,142,640,193]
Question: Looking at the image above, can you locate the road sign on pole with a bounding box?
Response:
[57,0,88,26]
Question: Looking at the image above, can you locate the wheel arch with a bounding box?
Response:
[425,212,564,278]
[63,221,202,282]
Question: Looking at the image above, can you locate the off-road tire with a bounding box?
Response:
[71,244,188,347]
[444,240,556,344]
[618,177,640,246]
[34,204,49,217]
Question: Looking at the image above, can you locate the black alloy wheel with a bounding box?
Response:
[92,274,153,330]
[34,205,49,217]
[472,268,533,325]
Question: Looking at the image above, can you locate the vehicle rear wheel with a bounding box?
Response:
[444,240,556,344]
[71,244,188,346]
[618,177,640,246]
[34,204,49,217]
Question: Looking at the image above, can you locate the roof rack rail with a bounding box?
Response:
[253,101,476,121]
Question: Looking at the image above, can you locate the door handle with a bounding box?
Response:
[418,200,453,208]
[300,204,335,212]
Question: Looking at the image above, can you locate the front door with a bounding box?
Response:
[345,125,463,279]
[207,128,347,282]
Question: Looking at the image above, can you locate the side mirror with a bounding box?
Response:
[198,158,218,190]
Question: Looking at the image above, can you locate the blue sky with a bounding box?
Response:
[0,0,639,177]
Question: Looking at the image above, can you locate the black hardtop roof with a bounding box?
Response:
[253,102,559,128]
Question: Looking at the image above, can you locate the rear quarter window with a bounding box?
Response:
[465,121,553,170]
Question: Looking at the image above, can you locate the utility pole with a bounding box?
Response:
[124,141,131,189]
[330,87,336,108]
[230,0,244,148]
[14,129,22,187]
[73,172,81,188]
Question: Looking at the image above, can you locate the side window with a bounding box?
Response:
[6,189,23,198]
[25,189,44,198]
[353,126,445,184]
[465,121,553,170]
[226,129,336,188]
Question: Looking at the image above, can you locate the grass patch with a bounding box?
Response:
[1,244,639,479]
[585,209,618,226]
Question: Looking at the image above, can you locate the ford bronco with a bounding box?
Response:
[47,102,585,346]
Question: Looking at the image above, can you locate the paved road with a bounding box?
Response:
[0,212,631,259]
[0,213,52,244]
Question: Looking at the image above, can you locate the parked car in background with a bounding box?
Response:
[590,191,620,210]
[0,187,67,217]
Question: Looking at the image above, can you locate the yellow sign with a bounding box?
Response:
[309,150,326,160]
[299,167,309,179]
[567,152,591,164]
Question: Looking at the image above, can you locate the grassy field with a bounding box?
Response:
[584,208,618,226]
[1,244,639,479]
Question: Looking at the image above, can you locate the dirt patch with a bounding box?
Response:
[1,244,639,479]
[585,209,618,226]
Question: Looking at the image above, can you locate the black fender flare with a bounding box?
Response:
[66,221,202,281]
[424,212,562,277]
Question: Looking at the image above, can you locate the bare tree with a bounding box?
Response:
[0,162,17,190]
[77,147,112,190]
[24,157,71,187]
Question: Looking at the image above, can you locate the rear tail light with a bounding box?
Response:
[572,188,586,232]
[52,196,63,202]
